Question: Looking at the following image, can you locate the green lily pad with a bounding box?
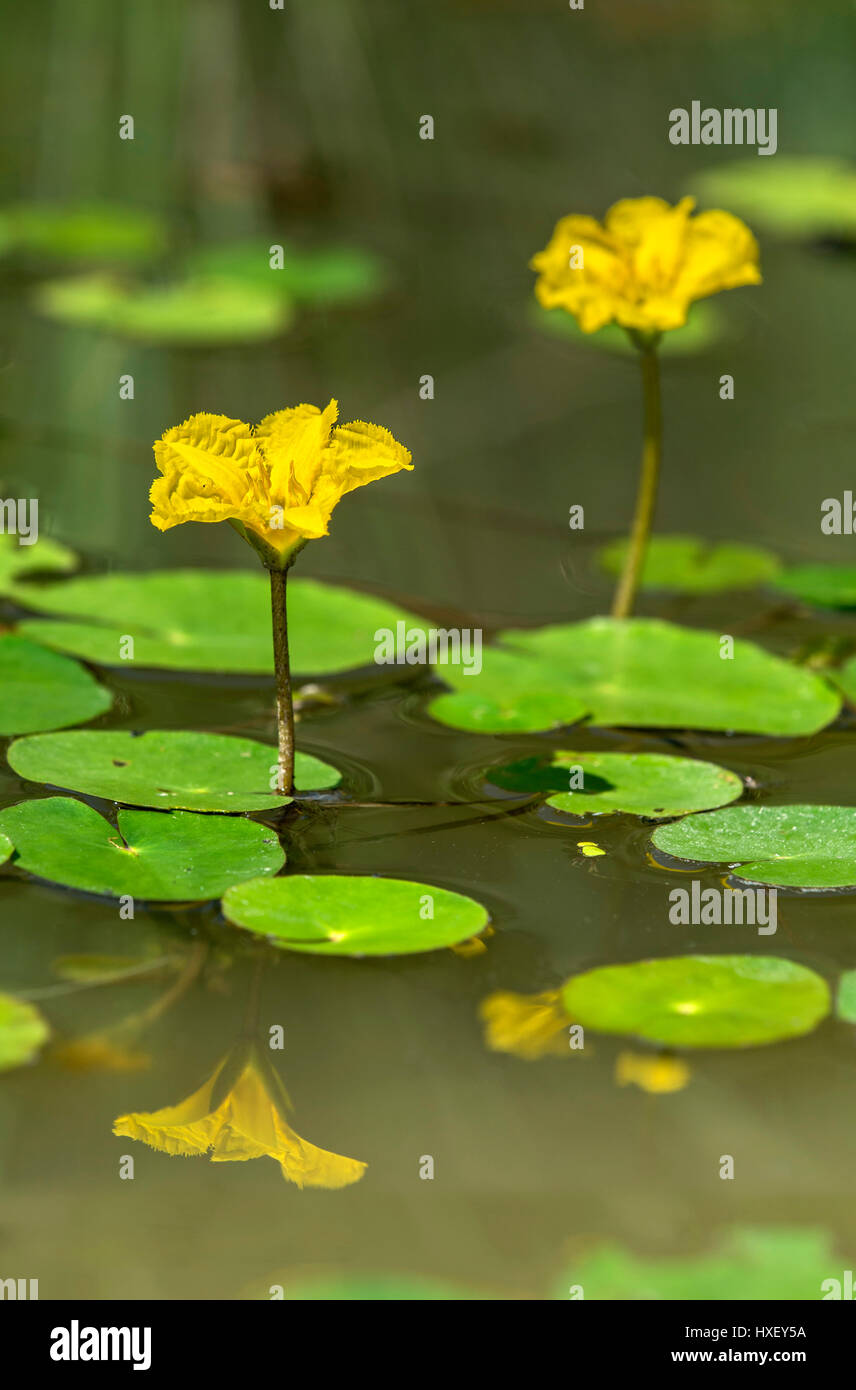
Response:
[187,240,386,305]
[427,618,839,736]
[0,634,111,736]
[7,730,339,811]
[0,994,50,1071]
[557,1226,842,1300]
[652,803,856,889]
[15,571,427,676]
[599,535,781,594]
[0,833,13,866]
[560,955,830,1048]
[244,1273,486,1301]
[775,565,856,610]
[34,273,291,344]
[222,874,489,957]
[533,300,723,356]
[543,751,742,818]
[0,201,166,262]
[0,797,284,901]
[0,533,78,596]
[837,970,856,1024]
[689,158,856,240]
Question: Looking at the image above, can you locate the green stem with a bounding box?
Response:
[611,345,662,620]
[269,567,295,796]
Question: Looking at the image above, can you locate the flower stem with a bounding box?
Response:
[269,567,295,796]
[611,344,662,620]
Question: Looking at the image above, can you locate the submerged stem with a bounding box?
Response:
[611,345,662,620]
[269,566,295,796]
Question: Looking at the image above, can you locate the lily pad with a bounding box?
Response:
[0,533,78,596]
[599,535,780,594]
[0,994,50,1071]
[560,956,829,1048]
[689,158,856,240]
[187,240,386,305]
[7,730,339,811]
[0,634,111,736]
[543,751,742,818]
[837,971,856,1024]
[533,300,723,356]
[0,797,284,901]
[775,565,856,610]
[652,803,856,889]
[15,571,427,676]
[34,273,291,344]
[222,874,489,956]
[0,833,12,866]
[427,618,839,736]
[243,1273,485,1301]
[0,201,166,262]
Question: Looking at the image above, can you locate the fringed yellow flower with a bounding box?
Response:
[113,1049,366,1190]
[479,989,571,1060]
[530,196,761,335]
[150,399,412,566]
[615,1050,690,1094]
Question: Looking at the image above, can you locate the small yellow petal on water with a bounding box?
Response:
[615,1050,690,1094]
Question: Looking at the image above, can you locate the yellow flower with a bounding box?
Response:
[479,989,571,1060]
[530,196,761,334]
[615,1049,690,1094]
[150,399,412,565]
[113,1049,366,1190]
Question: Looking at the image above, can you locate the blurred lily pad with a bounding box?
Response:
[689,158,856,240]
[543,751,742,818]
[34,273,291,344]
[427,618,839,736]
[0,533,78,595]
[15,571,427,676]
[0,201,166,262]
[533,300,723,356]
[836,970,856,1024]
[0,634,111,735]
[243,1273,487,1300]
[560,955,829,1047]
[0,797,284,901]
[51,953,164,983]
[653,803,856,889]
[557,1226,842,1300]
[775,565,856,610]
[222,874,489,956]
[0,833,12,866]
[8,730,339,812]
[599,535,781,594]
[0,994,50,1071]
[187,239,386,305]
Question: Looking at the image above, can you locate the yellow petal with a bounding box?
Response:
[255,400,339,504]
[113,1061,226,1156]
[479,989,570,1060]
[150,414,262,532]
[615,1050,690,1094]
[327,419,414,493]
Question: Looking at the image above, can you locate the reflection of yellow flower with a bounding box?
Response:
[150,400,412,564]
[479,989,571,1060]
[53,1034,150,1072]
[530,196,761,334]
[615,1050,690,1094]
[113,1050,366,1189]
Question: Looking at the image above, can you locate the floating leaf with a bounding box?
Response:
[222,874,489,956]
[560,956,829,1048]
[556,1226,842,1300]
[0,993,50,1071]
[427,618,839,736]
[0,201,166,262]
[0,833,12,866]
[543,751,742,818]
[0,634,111,736]
[689,158,856,240]
[775,565,856,610]
[188,239,386,305]
[34,273,291,344]
[837,971,856,1024]
[15,571,426,676]
[0,797,284,901]
[242,1273,486,1301]
[8,730,339,812]
[653,803,856,889]
[599,535,780,594]
[0,533,78,596]
[533,300,723,356]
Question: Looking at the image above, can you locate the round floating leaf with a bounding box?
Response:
[543,751,742,818]
[689,158,856,239]
[653,803,856,889]
[560,956,830,1048]
[0,634,111,736]
[188,239,386,305]
[222,874,489,956]
[0,201,166,262]
[0,797,284,901]
[8,730,339,812]
[243,1273,485,1301]
[775,565,856,610]
[0,533,78,596]
[599,535,780,595]
[0,994,50,1071]
[533,300,723,356]
[427,618,839,736]
[34,274,291,344]
[837,971,856,1024]
[0,833,12,866]
[16,571,426,676]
